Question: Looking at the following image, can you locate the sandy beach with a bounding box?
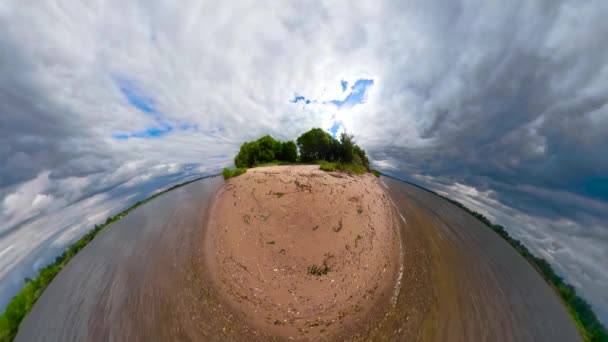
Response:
[204,165,402,339]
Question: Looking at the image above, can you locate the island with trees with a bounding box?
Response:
[223,128,376,179]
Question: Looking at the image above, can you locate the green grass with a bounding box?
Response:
[222,167,247,179]
[252,160,304,168]
[318,160,337,171]
[0,176,209,341]
[371,169,382,177]
[318,161,368,175]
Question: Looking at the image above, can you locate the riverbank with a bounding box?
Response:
[0,175,218,341]
[9,167,589,341]
[379,173,606,341]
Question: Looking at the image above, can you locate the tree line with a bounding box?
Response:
[234,128,370,170]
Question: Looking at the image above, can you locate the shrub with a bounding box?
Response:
[297,128,340,162]
[297,128,369,168]
[234,136,297,168]
[339,132,355,163]
[318,160,337,172]
[223,168,247,179]
[280,141,298,162]
[307,263,330,276]
[222,168,232,179]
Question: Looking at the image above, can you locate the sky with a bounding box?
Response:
[1,0,607,324]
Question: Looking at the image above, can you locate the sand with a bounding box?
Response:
[204,165,402,339]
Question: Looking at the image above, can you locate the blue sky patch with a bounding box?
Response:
[112,76,198,140]
[341,80,348,92]
[328,120,342,138]
[290,95,309,104]
[328,79,374,109]
[115,78,157,115]
[290,78,374,109]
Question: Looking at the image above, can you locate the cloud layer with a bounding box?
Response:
[1,0,607,324]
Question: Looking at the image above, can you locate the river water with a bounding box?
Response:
[16,175,581,341]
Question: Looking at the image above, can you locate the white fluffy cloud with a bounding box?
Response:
[1,0,607,324]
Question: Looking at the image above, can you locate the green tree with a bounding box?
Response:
[280,141,298,162]
[234,141,260,168]
[339,132,354,163]
[297,128,340,162]
[256,135,280,163]
[234,135,298,167]
[353,144,369,169]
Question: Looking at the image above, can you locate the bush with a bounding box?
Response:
[234,136,297,168]
[339,132,355,163]
[371,170,381,177]
[318,160,337,171]
[353,145,370,169]
[279,141,298,162]
[223,168,247,179]
[297,128,340,162]
[232,129,373,175]
[297,128,369,169]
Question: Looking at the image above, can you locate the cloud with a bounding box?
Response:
[0,0,607,325]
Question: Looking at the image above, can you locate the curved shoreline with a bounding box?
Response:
[0,175,219,341]
[6,167,599,341]
[379,173,604,341]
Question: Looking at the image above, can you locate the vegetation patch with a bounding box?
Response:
[222,167,247,179]
[268,191,285,198]
[318,160,336,172]
[233,128,374,176]
[0,176,208,341]
[371,169,382,177]
[307,262,330,276]
[235,135,298,168]
[319,161,367,175]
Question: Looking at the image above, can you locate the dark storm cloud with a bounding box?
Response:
[0,35,80,187]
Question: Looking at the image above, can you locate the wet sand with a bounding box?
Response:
[15,168,582,341]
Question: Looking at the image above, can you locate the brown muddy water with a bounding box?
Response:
[16,174,581,341]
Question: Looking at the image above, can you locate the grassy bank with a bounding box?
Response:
[318,160,368,174]
[379,172,607,342]
[222,167,247,179]
[0,175,214,341]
